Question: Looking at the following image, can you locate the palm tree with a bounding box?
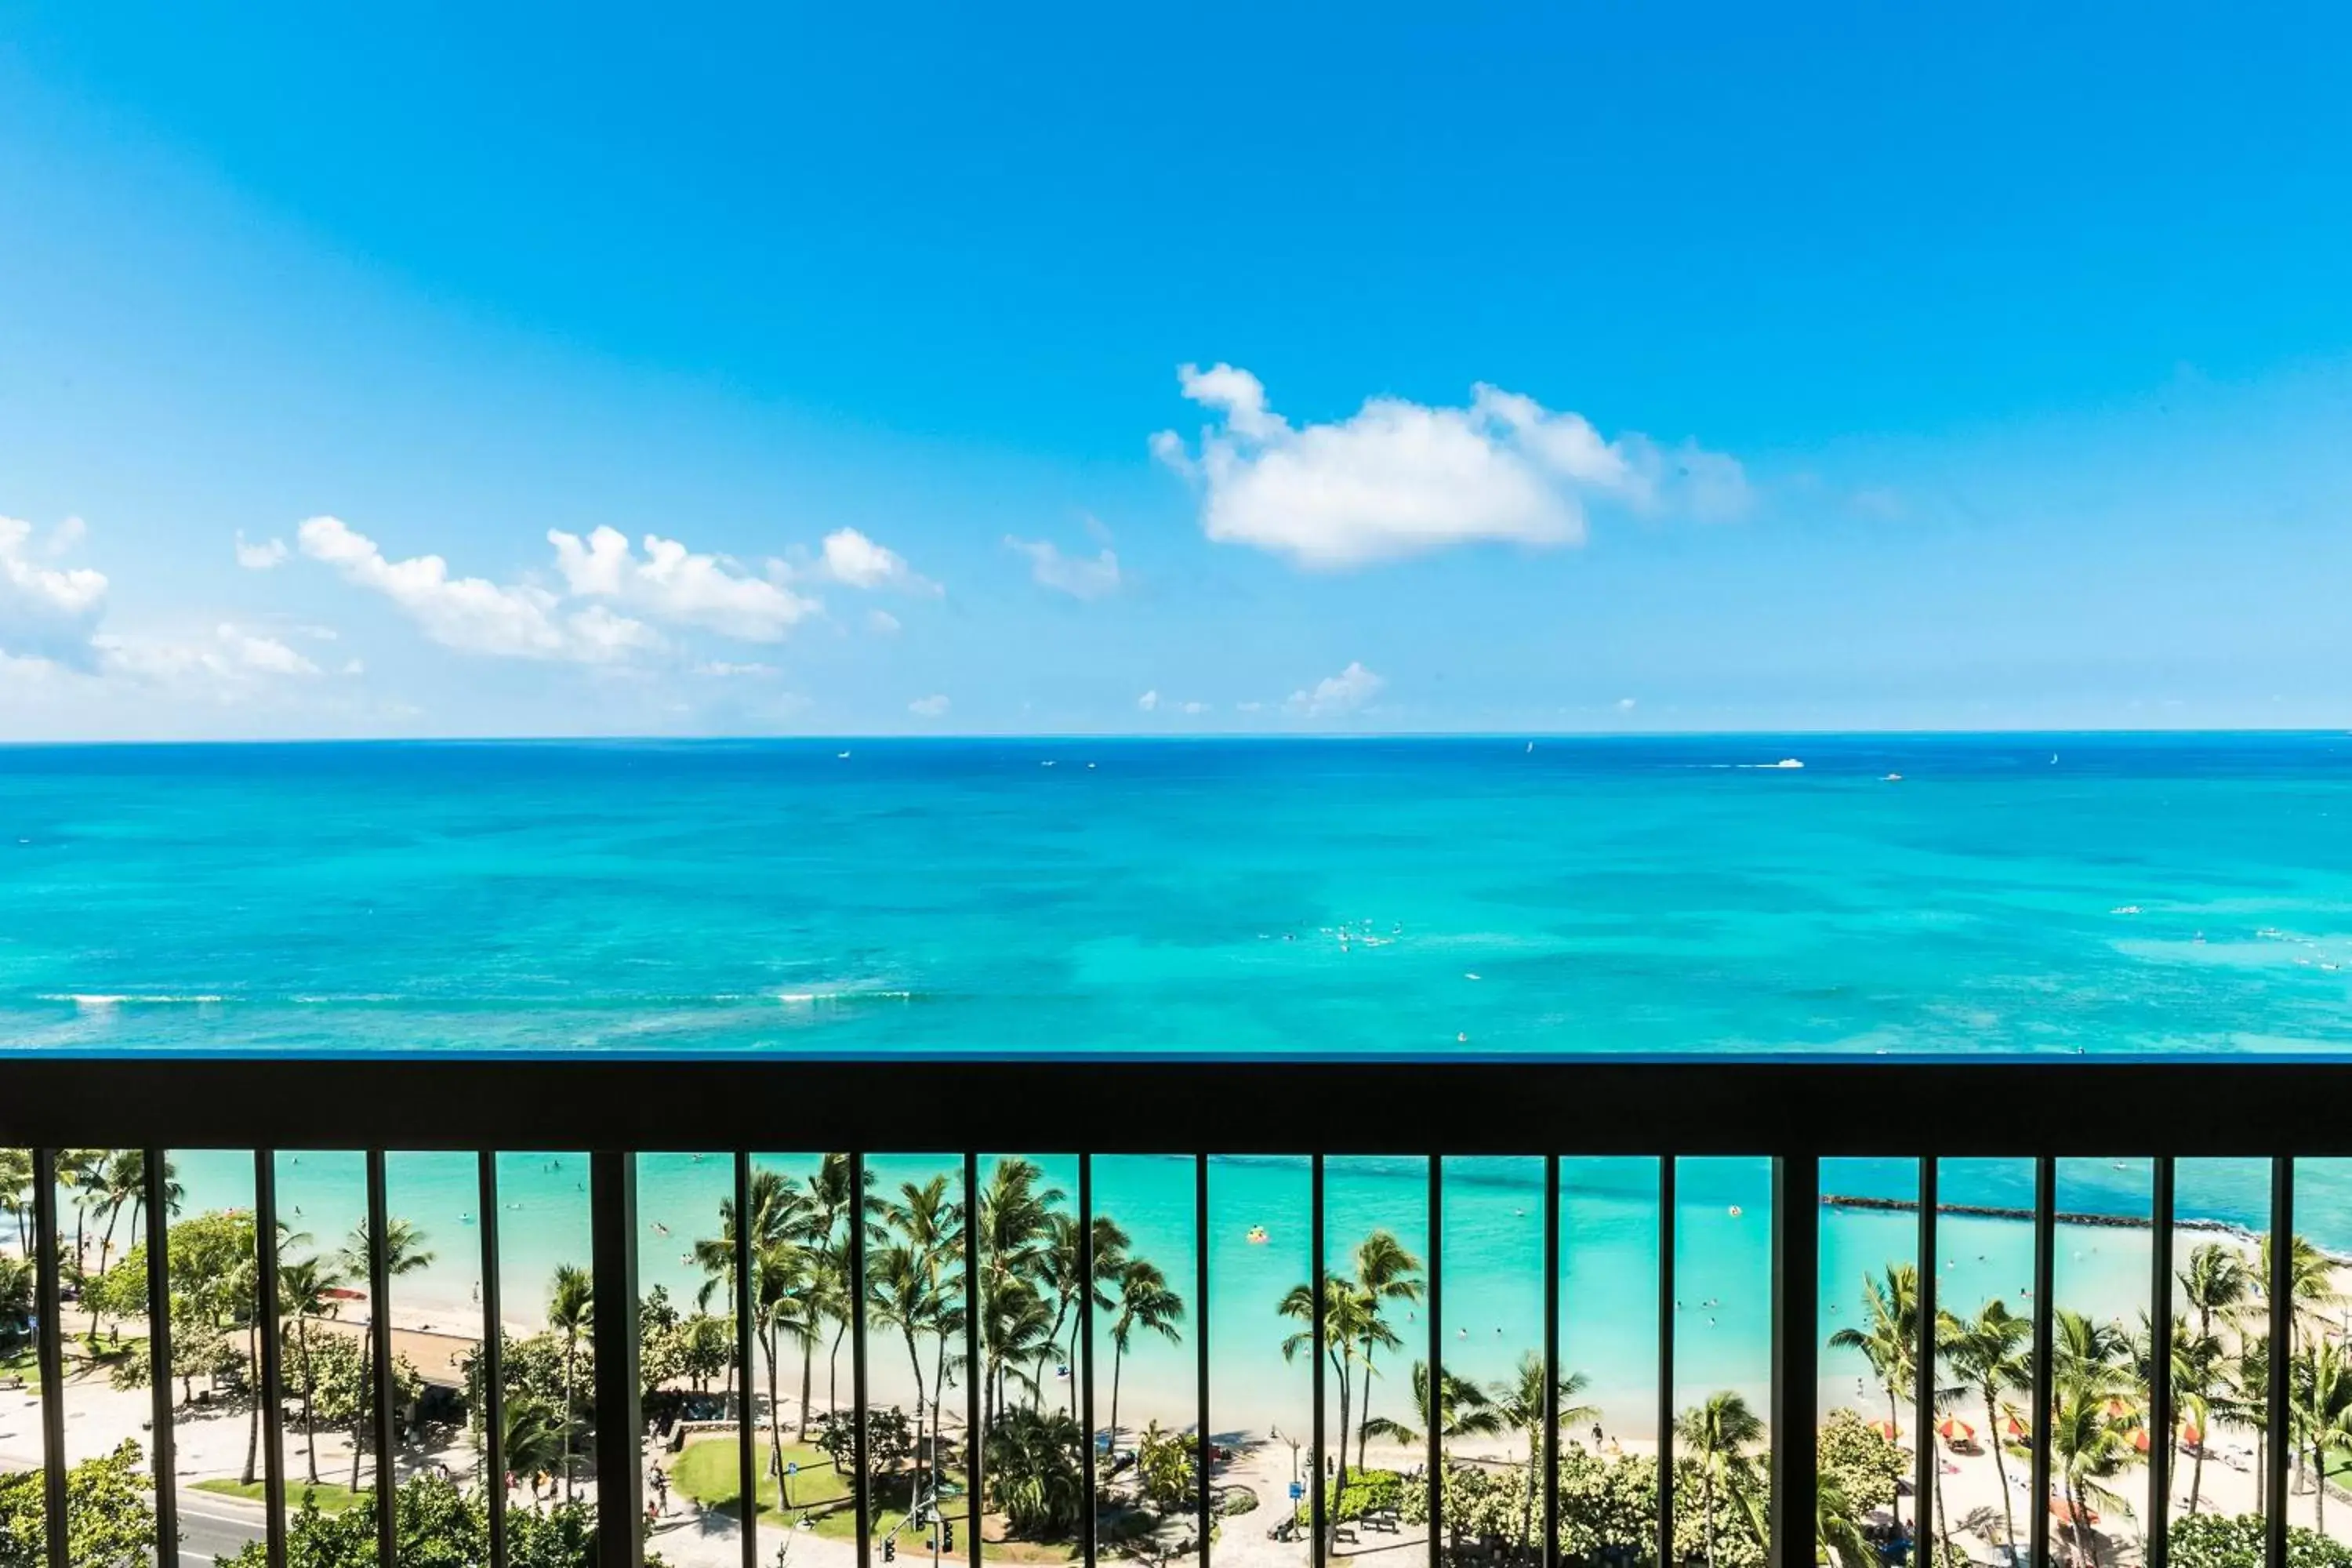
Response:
[2182,1243,2256,1341]
[1817,1475,1876,1568]
[978,1159,1063,1426]
[1675,1391,1767,1568]
[1348,1230,1424,1472]
[546,1263,594,1502]
[2260,1233,2345,1339]
[1039,1211,1127,1418]
[2231,1330,2273,1522]
[1492,1353,1599,1553]
[880,1174,967,1479]
[1105,1258,1184,1453]
[1361,1358,1504,1447]
[0,1149,31,1254]
[1279,1275,1377,1523]
[340,1216,436,1283]
[88,1150,148,1333]
[2045,1308,2138,1567]
[238,1220,312,1489]
[277,1253,349,1483]
[501,1391,568,1499]
[2291,1338,2352,1533]
[1830,1264,1918,1440]
[1942,1299,2031,1552]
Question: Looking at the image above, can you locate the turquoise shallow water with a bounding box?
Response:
[11,734,2352,1435]
[2,732,2347,1056]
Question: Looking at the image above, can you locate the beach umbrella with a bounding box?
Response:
[1873,1419,1900,1441]
[1937,1417,1975,1442]
[2005,1415,2030,1441]
[2181,1423,2204,1449]
[2132,1429,2151,1454]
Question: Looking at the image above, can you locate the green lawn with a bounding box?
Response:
[667,1439,1036,1555]
[1,1348,38,1394]
[195,1478,372,1515]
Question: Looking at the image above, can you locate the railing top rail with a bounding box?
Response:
[6,1054,2351,1152]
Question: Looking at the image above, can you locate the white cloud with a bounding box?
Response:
[235,532,290,570]
[1180,700,1209,715]
[695,660,779,678]
[1236,701,1265,713]
[1152,365,1748,568]
[1005,535,1122,600]
[96,623,321,685]
[866,609,902,636]
[820,528,938,595]
[45,517,85,557]
[1287,660,1384,717]
[0,514,110,668]
[1136,689,1160,712]
[548,525,818,642]
[908,693,951,718]
[1616,696,1639,712]
[299,516,660,663]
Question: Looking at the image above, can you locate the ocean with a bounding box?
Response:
[6,733,2350,1435]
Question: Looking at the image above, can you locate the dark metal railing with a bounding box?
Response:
[5,1055,2352,1568]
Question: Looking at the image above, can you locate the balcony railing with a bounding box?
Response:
[3,1056,2350,1568]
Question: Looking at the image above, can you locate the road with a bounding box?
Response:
[172,1493,267,1566]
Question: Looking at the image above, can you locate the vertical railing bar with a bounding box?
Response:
[2266,1157,2292,1568]
[143,1148,178,1568]
[32,1150,67,1568]
[1543,1152,1561,1568]
[590,1151,644,1568]
[1657,1155,1675,1568]
[1915,1156,1937,1563]
[964,1151,984,1568]
[2028,1156,2054,1568]
[850,1151,873,1568]
[1311,1154,1326,1568]
[2149,1156,2175,1568]
[365,1150,397,1568]
[255,1149,289,1568]
[1769,1156,1820,1568]
[1080,1154,1098,1568]
[479,1152,506,1568]
[735,1152,760,1568]
[1427,1156,1443,1568]
[1195,1153,1210,1568]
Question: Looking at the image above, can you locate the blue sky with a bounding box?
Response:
[2,2,2348,738]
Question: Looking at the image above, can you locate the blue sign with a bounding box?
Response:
[1288,1483,1305,1501]
[786,1463,799,1477]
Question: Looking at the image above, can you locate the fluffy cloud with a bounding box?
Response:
[299,516,660,663]
[235,532,290,570]
[1181,700,1208,716]
[908,693,951,718]
[0,515,110,668]
[1152,364,1748,568]
[1136,689,1160,712]
[866,609,902,636]
[548,526,818,642]
[1287,661,1384,717]
[820,528,938,595]
[1005,535,1122,600]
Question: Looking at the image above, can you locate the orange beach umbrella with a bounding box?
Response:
[1937,1417,1976,1442]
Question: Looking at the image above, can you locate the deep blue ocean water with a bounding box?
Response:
[2,731,2347,1056]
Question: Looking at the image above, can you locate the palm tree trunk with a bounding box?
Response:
[241,1319,262,1486]
[1984,1392,2016,1549]
[1703,1469,1718,1568]
[2190,1434,2206,1516]
[1520,1432,1537,1553]
[1358,1339,1377,1474]
[1933,1447,1955,1567]
[768,1323,788,1494]
[563,1336,578,1502]
[1109,1342,1124,1457]
[300,1324,320,1483]
[799,1333,816,1440]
